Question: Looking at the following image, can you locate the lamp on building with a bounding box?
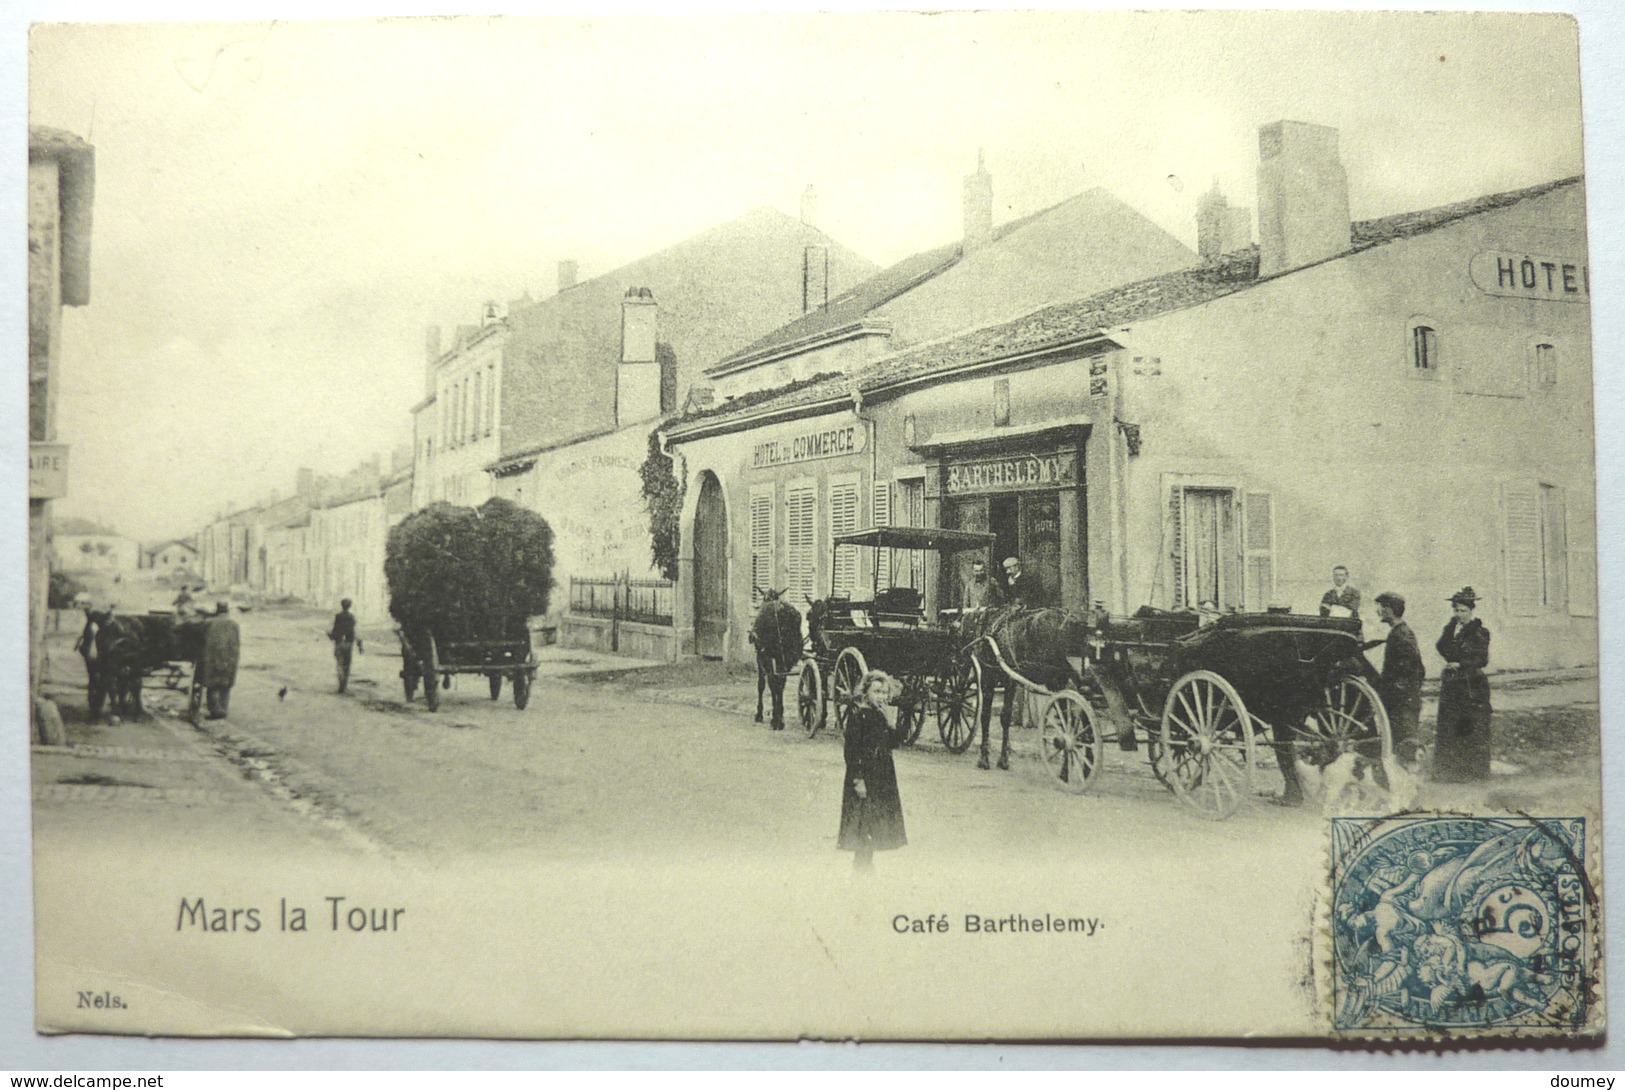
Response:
[1115,417,1142,457]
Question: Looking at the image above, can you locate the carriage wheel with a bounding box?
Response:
[1297,675,1392,771]
[894,673,928,746]
[831,648,868,733]
[798,659,826,737]
[489,673,504,700]
[512,670,532,710]
[936,654,982,755]
[423,635,441,712]
[1159,670,1257,820]
[1040,691,1105,793]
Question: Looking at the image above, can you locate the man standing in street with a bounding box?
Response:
[1320,565,1361,619]
[1374,591,1423,765]
[200,601,240,720]
[328,597,360,694]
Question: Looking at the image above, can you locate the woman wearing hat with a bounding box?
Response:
[1433,587,1492,782]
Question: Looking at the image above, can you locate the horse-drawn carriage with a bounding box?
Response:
[79,610,208,723]
[965,604,1393,819]
[397,611,537,712]
[793,526,996,750]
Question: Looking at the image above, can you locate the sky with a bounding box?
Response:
[20,8,1592,541]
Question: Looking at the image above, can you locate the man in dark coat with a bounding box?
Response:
[1320,565,1361,619]
[1374,591,1423,764]
[1434,586,1492,782]
[328,598,360,694]
[200,601,241,720]
[1000,557,1034,608]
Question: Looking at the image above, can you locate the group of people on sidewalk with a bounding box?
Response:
[1326,568,1495,785]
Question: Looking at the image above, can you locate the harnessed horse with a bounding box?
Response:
[959,606,1094,770]
[749,590,804,730]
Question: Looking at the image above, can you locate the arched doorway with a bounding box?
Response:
[693,471,728,659]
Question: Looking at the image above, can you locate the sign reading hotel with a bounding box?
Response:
[29,443,69,500]
[1470,250,1590,302]
[750,419,868,470]
[943,452,1078,496]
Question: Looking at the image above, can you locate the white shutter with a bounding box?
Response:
[1567,483,1597,617]
[873,479,893,591]
[830,479,860,597]
[1501,480,1544,616]
[786,482,817,607]
[1243,491,1275,609]
[750,487,774,608]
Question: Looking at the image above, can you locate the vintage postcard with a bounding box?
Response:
[25,10,1603,1040]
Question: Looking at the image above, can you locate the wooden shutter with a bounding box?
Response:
[873,479,893,591]
[1243,491,1275,609]
[786,483,816,606]
[750,487,774,608]
[1168,486,1184,608]
[1501,480,1544,616]
[1567,483,1597,616]
[830,479,860,597]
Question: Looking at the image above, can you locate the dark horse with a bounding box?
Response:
[959,606,1093,770]
[78,610,201,719]
[749,590,804,730]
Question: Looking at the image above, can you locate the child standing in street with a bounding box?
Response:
[838,670,908,872]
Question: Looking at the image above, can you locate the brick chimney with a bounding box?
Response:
[802,246,829,313]
[618,288,660,426]
[962,149,993,254]
[558,259,578,294]
[1196,181,1252,263]
[1257,120,1350,276]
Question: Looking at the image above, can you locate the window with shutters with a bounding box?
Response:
[897,477,926,589]
[785,481,817,607]
[1164,478,1266,611]
[486,364,498,435]
[749,486,774,608]
[1243,492,1275,608]
[872,477,892,592]
[830,475,860,598]
[1501,480,1567,615]
[472,371,483,443]
[1532,342,1558,388]
[1409,318,1441,379]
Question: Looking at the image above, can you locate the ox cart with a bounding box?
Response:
[397,611,537,712]
[797,526,996,750]
[81,610,208,724]
[974,606,1392,819]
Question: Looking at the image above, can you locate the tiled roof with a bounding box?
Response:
[669,175,1582,438]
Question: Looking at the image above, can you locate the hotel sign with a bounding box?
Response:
[943,451,1078,496]
[750,419,868,470]
[1470,251,1589,302]
[29,443,69,500]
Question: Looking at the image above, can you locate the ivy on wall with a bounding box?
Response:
[639,428,683,581]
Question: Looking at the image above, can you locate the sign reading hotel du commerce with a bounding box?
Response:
[750,419,868,469]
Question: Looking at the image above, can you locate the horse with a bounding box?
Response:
[749,589,804,730]
[79,609,150,718]
[959,606,1093,770]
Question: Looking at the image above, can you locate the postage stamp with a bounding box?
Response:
[1327,815,1598,1036]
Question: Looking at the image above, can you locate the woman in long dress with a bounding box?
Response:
[838,670,907,872]
[1433,587,1492,783]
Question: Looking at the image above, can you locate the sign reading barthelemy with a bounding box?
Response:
[942,452,1078,495]
[29,443,68,500]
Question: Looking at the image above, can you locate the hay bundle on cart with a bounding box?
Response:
[385,498,554,711]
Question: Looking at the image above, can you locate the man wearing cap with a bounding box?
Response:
[1434,587,1492,782]
[1374,592,1423,764]
[1001,557,1034,609]
[200,601,241,720]
[328,598,360,694]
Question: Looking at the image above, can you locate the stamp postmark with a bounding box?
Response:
[1328,815,1596,1036]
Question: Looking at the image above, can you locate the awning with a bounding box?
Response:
[910,417,1091,454]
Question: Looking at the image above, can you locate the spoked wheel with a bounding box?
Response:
[1159,670,1258,820]
[798,659,826,737]
[831,648,868,733]
[489,673,503,700]
[423,634,441,712]
[1298,674,1392,772]
[1040,691,1105,793]
[512,669,533,710]
[936,654,982,755]
[894,673,928,746]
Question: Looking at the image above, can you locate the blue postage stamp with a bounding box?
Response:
[1329,815,1594,1034]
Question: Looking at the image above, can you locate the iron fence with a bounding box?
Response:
[569,573,673,627]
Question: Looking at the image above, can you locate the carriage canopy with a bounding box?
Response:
[832,526,996,554]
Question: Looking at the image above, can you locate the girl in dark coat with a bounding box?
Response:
[838,670,907,871]
[1433,587,1492,782]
